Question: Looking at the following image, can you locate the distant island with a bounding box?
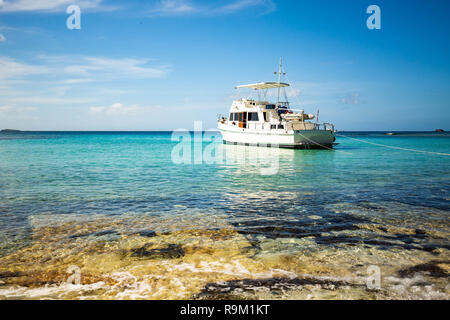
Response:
[0,129,22,133]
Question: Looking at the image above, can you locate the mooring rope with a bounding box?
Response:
[336,133,450,156]
[295,131,352,154]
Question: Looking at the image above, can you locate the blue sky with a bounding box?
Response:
[0,0,449,131]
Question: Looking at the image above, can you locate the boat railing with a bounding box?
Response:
[217,114,227,123]
[315,123,334,131]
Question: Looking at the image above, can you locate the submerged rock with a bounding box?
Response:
[0,271,24,279]
[137,230,157,238]
[130,244,184,259]
[398,260,449,278]
[69,229,119,239]
[195,276,362,299]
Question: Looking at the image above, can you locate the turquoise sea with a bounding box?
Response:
[0,131,449,299]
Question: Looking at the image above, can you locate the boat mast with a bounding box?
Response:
[277,57,282,106]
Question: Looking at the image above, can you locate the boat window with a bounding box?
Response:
[229,113,233,120]
[270,124,277,129]
[266,104,276,109]
[278,124,284,129]
[248,112,259,121]
[263,112,267,121]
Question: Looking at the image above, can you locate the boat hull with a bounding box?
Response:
[218,125,335,149]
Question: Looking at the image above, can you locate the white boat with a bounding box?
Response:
[217,59,336,149]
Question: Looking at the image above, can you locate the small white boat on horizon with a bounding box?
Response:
[217,59,336,149]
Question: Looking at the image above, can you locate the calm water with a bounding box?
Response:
[0,131,449,299]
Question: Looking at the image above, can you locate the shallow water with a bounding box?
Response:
[0,131,449,299]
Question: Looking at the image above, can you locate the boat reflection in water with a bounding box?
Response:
[211,139,336,177]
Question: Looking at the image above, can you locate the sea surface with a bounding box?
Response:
[0,131,449,300]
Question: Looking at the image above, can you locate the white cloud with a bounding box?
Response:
[0,105,37,118]
[0,55,170,81]
[0,56,49,79]
[215,0,276,14]
[89,103,161,116]
[148,0,276,16]
[149,0,196,16]
[0,33,5,42]
[79,57,170,79]
[0,105,15,114]
[35,55,171,80]
[0,55,171,117]
[0,0,107,12]
[60,78,93,84]
[0,105,39,129]
[5,95,96,105]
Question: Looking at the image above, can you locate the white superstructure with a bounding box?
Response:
[218,59,336,149]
